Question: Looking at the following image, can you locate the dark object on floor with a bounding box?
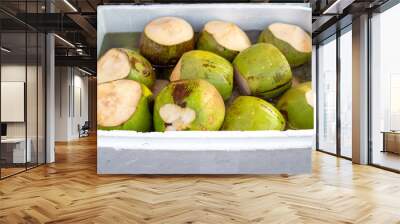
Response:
[79,121,90,138]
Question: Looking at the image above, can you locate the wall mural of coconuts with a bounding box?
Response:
[97,16,313,132]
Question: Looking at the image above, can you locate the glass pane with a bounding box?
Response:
[1,30,27,177]
[38,33,45,165]
[27,31,38,169]
[318,37,337,154]
[340,29,352,158]
[26,0,39,169]
[371,4,400,171]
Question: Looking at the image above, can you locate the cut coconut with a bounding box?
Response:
[305,89,314,107]
[144,17,193,46]
[159,103,196,131]
[269,23,311,53]
[140,17,195,65]
[258,23,312,68]
[197,20,251,61]
[97,48,131,84]
[98,80,153,132]
[153,79,225,131]
[170,50,233,100]
[97,80,142,127]
[276,82,313,129]
[233,43,292,99]
[97,48,155,87]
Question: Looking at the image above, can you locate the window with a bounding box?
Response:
[339,27,352,158]
[317,36,337,154]
[370,3,400,171]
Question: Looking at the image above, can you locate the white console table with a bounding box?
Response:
[1,138,31,163]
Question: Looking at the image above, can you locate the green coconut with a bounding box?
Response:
[97,48,155,88]
[170,50,233,100]
[258,23,312,68]
[196,20,251,61]
[140,16,195,66]
[97,79,152,132]
[276,82,314,129]
[153,79,225,131]
[233,43,292,99]
[222,96,285,131]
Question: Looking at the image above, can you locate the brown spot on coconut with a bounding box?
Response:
[197,20,251,61]
[172,82,192,106]
[258,23,312,68]
[140,16,195,66]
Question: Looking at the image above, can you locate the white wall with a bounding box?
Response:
[54,67,89,141]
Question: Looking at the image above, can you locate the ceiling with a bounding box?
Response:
[0,0,393,73]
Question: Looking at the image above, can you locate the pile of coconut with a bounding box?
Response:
[97,17,313,132]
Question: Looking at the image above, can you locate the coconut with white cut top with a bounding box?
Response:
[276,81,314,129]
[97,79,152,132]
[140,16,195,66]
[97,48,155,88]
[197,20,251,61]
[258,23,312,68]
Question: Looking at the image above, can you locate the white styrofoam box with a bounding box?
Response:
[97,3,311,55]
[98,130,313,174]
[97,4,313,174]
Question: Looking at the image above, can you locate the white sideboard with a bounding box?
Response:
[1,138,32,163]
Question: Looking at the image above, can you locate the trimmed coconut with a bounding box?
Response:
[97,79,152,132]
[258,23,312,68]
[222,96,286,131]
[97,48,155,87]
[233,43,292,100]
[276,81,314,129]
[170,50,233,100]
[153,79,225,131]
[197,20,251,61]
[140,16,195,66]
